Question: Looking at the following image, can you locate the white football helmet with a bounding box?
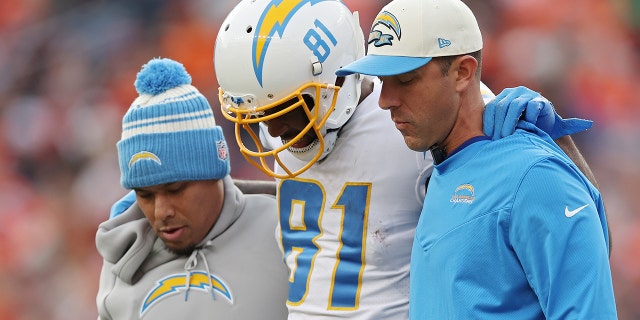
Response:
[215,0,365,179]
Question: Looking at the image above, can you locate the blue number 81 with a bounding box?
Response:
[279,179,370,310]
[303,19,338,63]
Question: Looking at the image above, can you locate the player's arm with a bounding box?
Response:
[553,135,598,189]
[484,86,610,253]
[483,86,597,186]
[233,178,277,196]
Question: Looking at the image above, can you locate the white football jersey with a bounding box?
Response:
[264,78,424,319]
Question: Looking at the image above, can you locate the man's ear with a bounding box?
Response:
[453,55,478,92]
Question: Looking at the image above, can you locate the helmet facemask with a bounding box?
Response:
[220,82,339,178]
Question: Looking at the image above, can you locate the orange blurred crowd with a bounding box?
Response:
[0,0,639,319]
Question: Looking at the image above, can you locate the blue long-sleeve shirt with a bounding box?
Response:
[410,122,617,319]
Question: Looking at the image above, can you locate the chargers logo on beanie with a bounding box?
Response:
[117,58,231,189]
[129,151,162,167]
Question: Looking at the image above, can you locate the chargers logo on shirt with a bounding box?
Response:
[253,0,330,86]
[140,271,233,317]
[368,11,401,47]
[450,184,475,204]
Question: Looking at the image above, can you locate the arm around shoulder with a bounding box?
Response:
[233,178,277,196]
[554,135,599,189]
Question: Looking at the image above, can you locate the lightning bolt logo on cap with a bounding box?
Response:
[129,151,161,168]
[368,11,401,47]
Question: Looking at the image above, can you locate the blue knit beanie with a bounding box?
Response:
[117,58,230,189]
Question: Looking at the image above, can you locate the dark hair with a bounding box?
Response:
[433,50,482,77]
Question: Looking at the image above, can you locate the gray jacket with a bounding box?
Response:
[96,177,288,319]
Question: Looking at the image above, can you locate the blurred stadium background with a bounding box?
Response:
[0,0,639,318]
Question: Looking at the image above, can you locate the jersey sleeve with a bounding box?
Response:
[509,156,617,319]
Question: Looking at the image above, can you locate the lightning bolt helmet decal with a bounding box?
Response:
[253,0,330,86]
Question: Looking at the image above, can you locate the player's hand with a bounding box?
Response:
[483,86,592,140]
[110,190,136,219]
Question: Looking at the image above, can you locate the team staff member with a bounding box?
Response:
[96,58,288,320]
[337,0,617,318]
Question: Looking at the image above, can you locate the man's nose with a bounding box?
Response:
[154,195,175,220]
[378,85,395,111]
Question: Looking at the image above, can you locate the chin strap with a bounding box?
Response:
[318,128,340,162]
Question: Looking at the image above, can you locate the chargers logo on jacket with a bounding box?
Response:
[450,184,475,204]
[253,0,330,86]
[140,271,233,317]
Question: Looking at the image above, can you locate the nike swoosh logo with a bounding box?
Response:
[565,204,589,217]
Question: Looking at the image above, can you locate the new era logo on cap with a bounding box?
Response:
[438,38,451,48]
